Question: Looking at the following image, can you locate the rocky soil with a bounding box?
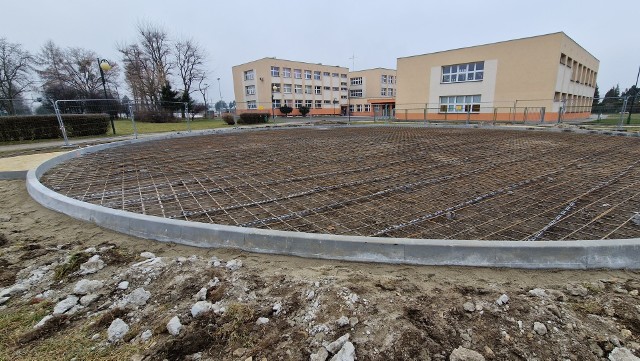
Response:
[1,179,640,361]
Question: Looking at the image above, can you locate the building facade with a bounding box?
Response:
[232,58,349,116]
[348,68,396,117]
[395,32,599,122]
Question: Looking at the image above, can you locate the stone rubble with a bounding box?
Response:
[167,316,182,336]
[107,318,129,343]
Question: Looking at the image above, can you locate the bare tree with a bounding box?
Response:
[175,38,206,96]
[118,22,172,106]
[36,40,119,101]
[0,38,34,115]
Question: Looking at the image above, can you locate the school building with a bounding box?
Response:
[232,58,349,117]
[347,68,396,118]
[394,32,599,122]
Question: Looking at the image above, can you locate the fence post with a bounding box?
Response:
[53,100,71,147]
[540,107,546,124]
[493,108,497,125]
[185,103,191,132]
[618,96,629,131]
[557,106,563,123]
[424,104,427,126]
[129,103,138,139]
[523,107,528,123]
[466,107,471,125]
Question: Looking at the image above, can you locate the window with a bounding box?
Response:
[356,104,362,112]
[314,86,322,95]
[315,100,322,109]
[294,84,302,94]
[439,95,481,113]
[295,100,303,108]
[442,61,484,83]
[305,85,312,94]
[271,66,280,77]
[324,86,331,90]
[245,85,255,95]
[323,72,330,76]
[283,67,291,78]
[341,95,347,99]
[381,88,387,96]
[387,88,394,96]
[244,70,255,80]
[272,99,281,108]
[364,104,370,112]
[304,70,312,79]
[340,82,347,86]
[271,83,280,92]
[389,75,395,84]
[340,86,348,91]
[332,87,339,91]
[332,73,339,77]
[314,71,321,80]
[350,89,362,97]
[283,84,292,94]
[350,77,363,85]
[349,104,354,112]
[381,75,387,84]
[284,99,292,107]
[247,100,257,109]
[305,100,312,108]
[294,69,302,79]
[323,100,331,104]
[341,74,347,78]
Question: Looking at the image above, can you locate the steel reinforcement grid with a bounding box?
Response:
[40,127,640,241]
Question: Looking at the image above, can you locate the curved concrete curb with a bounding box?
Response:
[26,125,640,269]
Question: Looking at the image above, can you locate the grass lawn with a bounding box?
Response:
[579,113,640,126]
[109,117,230,136]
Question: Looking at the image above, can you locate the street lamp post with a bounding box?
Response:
[217,77,222,117]
[271,85,278,120]
[97,58,116,135]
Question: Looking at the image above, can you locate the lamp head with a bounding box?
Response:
[99,59,112,72]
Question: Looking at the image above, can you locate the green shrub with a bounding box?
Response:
[222,114,235,125]
[298,106,310,117]
[279,105,293,116]
[0,114,109,142]
[133,110,178,123]
[238,113,269,124]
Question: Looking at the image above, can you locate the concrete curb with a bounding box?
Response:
[26,125,640,269]
[0,170,27,180]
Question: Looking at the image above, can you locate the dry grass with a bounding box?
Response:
[53,252,90,281]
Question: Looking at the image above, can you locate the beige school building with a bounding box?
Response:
[348,68,396,117]
[232,58,349,117]
[395,32,599,122]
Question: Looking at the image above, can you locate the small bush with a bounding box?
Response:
[133,110,178,123]
[222,114,235,125]
[279,105,293,116]
[298,106,310,117]
[238,113,269,124]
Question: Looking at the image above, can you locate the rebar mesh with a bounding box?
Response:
[40,127,640,241]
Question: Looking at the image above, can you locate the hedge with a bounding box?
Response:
[238,113,269,124]
[133,110,179,123]
[222,114,235,125]
[0,114,110,142]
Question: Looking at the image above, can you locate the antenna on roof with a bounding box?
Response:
[349,53,356,71]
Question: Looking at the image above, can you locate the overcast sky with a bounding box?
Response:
[2,0,639,102]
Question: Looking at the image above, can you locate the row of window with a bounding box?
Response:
[441,61,484,83]
[381,75,396,84]
[559,53,596,87]
[349,104,372,112]
[439,95,482,113]
[246,84,347,95]
[246,100,342,109]
[381,88,395,97]
[270,67,348,80]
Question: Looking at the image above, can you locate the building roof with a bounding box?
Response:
[232,57,348,70]
[397,32,598,62]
